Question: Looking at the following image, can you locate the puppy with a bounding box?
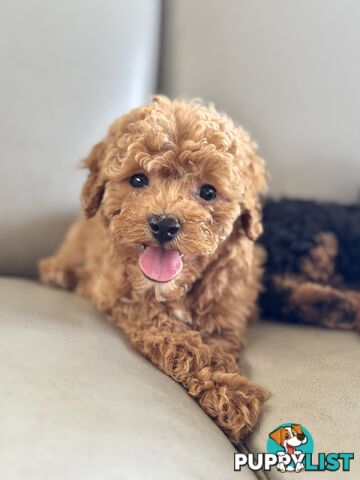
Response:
[260,199,360,331]
[269,424,307,472]
[39,96,268,443]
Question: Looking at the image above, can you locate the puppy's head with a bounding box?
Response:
[81,96,267,300]
[269,424,307,453]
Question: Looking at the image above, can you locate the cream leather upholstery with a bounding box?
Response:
[0,278,256,480]
[161,0,360,204]
[0,0,160,277]
[2,279,359,479]
[243,321,360,479]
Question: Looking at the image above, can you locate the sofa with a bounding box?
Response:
[1,1,359,479]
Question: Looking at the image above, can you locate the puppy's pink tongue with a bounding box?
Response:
[139,246,183,282]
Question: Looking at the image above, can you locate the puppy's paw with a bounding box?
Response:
[38,257,77,290]
[195,371,268,443]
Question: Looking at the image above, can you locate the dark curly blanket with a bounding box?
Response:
[259,199,360,331]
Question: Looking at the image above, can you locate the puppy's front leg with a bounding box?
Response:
[112,304,266,443]
[188,363,267,443]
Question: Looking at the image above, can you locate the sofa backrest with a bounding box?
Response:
[0,0,161,277]
[160,0,360,204]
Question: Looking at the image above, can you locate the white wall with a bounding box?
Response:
[161,0,360,203]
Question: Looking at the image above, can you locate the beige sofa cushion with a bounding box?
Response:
[0,0,161,277]
[2,277,358,478]
[0,278,255,480]
[242,321,360,479]
[161,0,360,204]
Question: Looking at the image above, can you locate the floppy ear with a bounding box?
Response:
[291,424,303,435]
[81,141,107,218]
[269,427,284,445]
[239,153,267,241]
[239,201,263,241]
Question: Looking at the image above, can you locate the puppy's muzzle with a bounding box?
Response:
[148,214,181,244]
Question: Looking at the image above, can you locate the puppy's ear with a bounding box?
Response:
[81,141,107,218]
[291,424,303,435]
[239,153,267,241]
[269,427,284,445]
[239,202,263,241]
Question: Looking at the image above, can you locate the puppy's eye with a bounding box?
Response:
[130,173,149,188]
[199,184,217,201]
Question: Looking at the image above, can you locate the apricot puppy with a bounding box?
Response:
[39,96,268,443]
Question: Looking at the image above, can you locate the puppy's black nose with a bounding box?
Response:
[148,214,181,244]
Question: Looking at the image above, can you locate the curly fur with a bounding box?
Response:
[260,198,360,330]
[39,95,268,443]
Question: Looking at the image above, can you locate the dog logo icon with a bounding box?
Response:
[268,423,310,472]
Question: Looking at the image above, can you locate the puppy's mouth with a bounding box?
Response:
[138,245,183,283]
[285,443,295,455]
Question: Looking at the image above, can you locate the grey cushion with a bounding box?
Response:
[0,0,161,277]
[0,277,256,480]
[242,321,360,479]
[161,0,360,204]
